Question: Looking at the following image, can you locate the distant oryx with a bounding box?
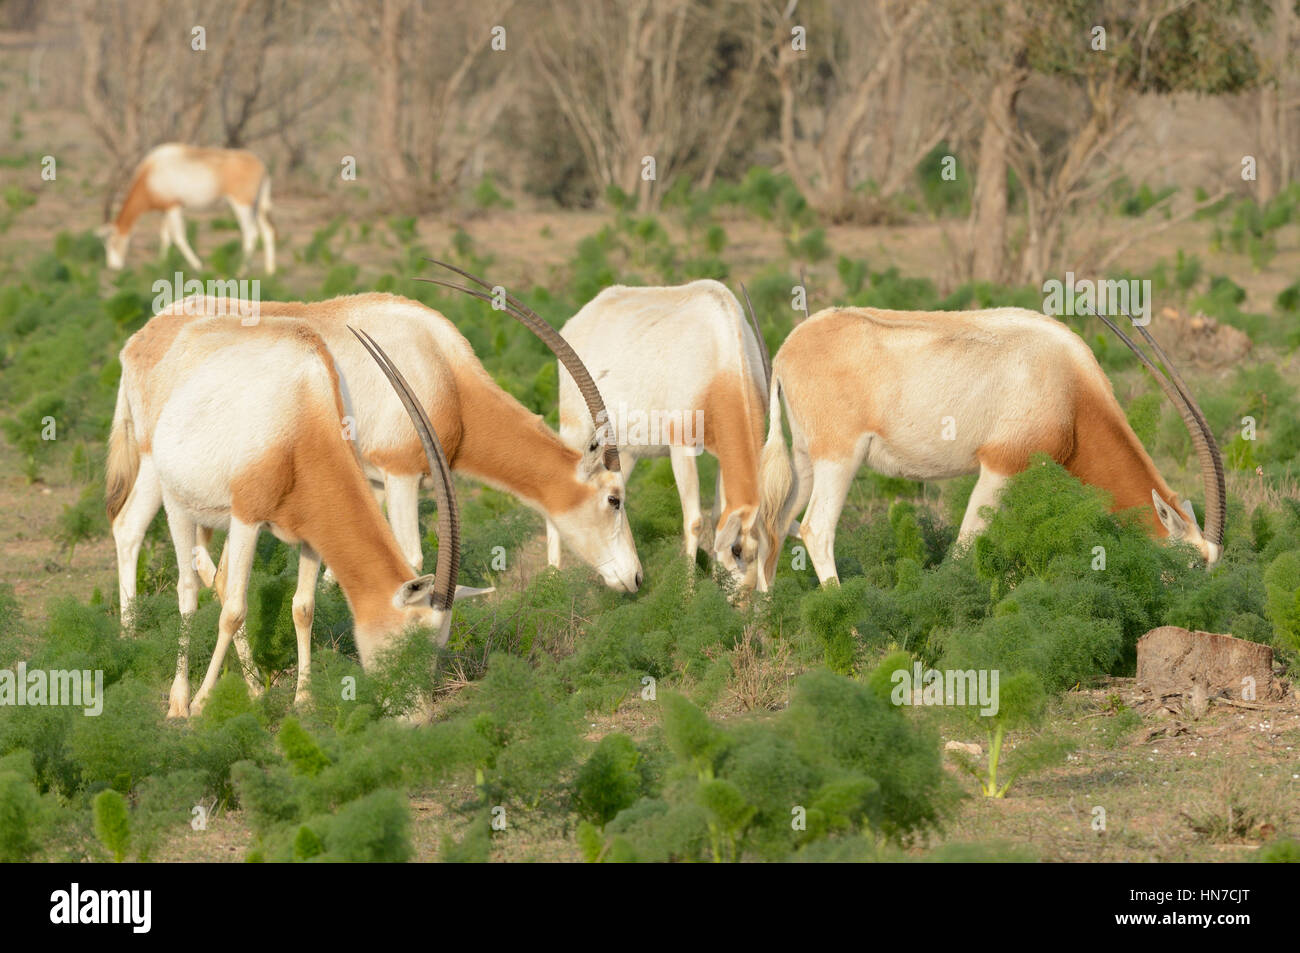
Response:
[542,279,772,589]
[757,306,1225,587]
[99,143,275,273]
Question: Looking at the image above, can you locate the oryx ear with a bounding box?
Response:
[393,575,439,608]
[715,511,743,550]
[580,426,616,475]
[1152,490,1188,537]
[454,585,495,600]
[95,224,114,240]
[1181,499,1200,534]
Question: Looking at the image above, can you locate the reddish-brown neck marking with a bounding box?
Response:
[1063,384,1181,536]
[231,380,413,630]
[113,169,164,236]
[451,370,592,516]
[705,372,765,512]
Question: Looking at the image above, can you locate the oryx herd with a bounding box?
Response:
[103,158,1225,719]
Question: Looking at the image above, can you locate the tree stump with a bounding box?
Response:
[1136,626,1285,703]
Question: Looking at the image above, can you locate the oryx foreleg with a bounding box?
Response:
[163,497,201,718]
[799,451,863,586]
[670,444,703,556]
[292,544,322,708]
[545,518,563,569]
[383,471,424,573]
[956,464,1010,545]
[164,206,203,271]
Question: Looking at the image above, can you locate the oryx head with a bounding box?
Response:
[714,503,764,592]
[714,282,776,594]
[1152,492,1221,567]
[420,259,642,593]
[548,420,642,592]
[1096,312,1225,568]
[97,223,129,270]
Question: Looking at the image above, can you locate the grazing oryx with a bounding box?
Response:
[539,280,771,588]
[757,306,1226,587]
[107,314,485,717]
[98,144,275,273]
[112,283,642,639]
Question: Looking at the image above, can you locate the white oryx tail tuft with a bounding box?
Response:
[105,380,139,523]
[756,375,793,584]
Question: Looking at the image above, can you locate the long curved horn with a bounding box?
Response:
[418,258,620,472]
[1089,309,1225,547]
[740,283,771,386]
[349,327,460,609]
[1130,322,1225,547]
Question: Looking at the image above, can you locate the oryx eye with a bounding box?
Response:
[731,542,743,559]
[608,495,621,510]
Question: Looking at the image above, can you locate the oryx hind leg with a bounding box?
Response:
[194,526,218,588]
[956,464,1010,546]
[799,448,864,586]
[228,198,259,275]
[113,454,163,629]
[785,430,815,541]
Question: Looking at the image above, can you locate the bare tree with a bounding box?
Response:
[697,3,768,191]
[1252,0,1299,202]
[215,2,348,154]
[772,0,959,221]
[530,0,743,211]
[951,0,1262,285]
[335,0,518,207]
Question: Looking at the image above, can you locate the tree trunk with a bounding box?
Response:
[1137,626,1287,703]
[1256,0,1296,202]
[375,0,410,198]
[967,59,1025,282]
[1258,84,1280,202]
